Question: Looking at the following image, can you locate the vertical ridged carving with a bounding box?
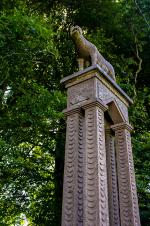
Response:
[62,114,79,226]
[98,109,109,226]
[84,107,109,226]
[114,127,141,226]
[62,112,85,226]
[77,115,84,225]
[126,130,141,226]
[116,129,131,226]
[84,108,98,226]
[105,130,120,226]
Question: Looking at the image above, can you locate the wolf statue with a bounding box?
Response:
[70,25,116,81]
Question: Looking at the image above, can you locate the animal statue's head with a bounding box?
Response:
[70,26,82,39]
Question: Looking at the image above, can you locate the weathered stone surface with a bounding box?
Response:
[105,129,120,226]
[83,104,109,226]
[111,123,141,226]
[61,65,141,226]
[70,26,116,81]
[97,81,129,122]
[67,78,94,106]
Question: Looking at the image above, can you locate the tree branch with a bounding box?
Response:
[134,0,150,30]
[133,36,142,98]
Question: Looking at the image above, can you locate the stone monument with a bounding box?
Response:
[60,27,141,226]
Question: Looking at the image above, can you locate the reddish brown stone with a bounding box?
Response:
[61,65,141,226]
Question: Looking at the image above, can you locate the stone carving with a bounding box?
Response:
[97,82,129,122]
[61,64,141,226]
[112,124,141,226]
[85,108,98,225]
[61,114,78,226]
[61,111,85,226]
[70,25,116,81]
[77,115,84,225]
[126,130,140,226]
[115,128,132,226]
[83,105,109,226]
[97,108,109,226]
[68,79,93,106]
[105,130,120,226]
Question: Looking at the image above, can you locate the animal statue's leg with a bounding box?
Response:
[77,58,84,70]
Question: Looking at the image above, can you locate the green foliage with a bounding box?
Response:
[0,5,66,226]
[133,133,150,225]
[0,0,150,225]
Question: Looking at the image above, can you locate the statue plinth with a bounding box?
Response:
[61,65,141,226]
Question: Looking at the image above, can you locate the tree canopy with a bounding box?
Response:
[0,0,150,225]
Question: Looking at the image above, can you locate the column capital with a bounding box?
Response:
[111,122,133,132]
[82,98,108,112]
[63,106,82,117]
[63,98,108,117]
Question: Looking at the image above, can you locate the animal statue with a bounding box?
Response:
[70,25,116,81]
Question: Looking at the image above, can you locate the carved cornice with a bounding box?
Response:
[111,122,133,132]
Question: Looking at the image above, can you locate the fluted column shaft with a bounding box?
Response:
[83,102,109,226]
[105,129,120,226]
[61,108,84,226]
[111,123,141,226]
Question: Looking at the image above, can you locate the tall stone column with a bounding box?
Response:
[111,122,141,226]
[83,101,109,226]
[105,129,120,226]
[61,108,84,226]
[62,100,110,226]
